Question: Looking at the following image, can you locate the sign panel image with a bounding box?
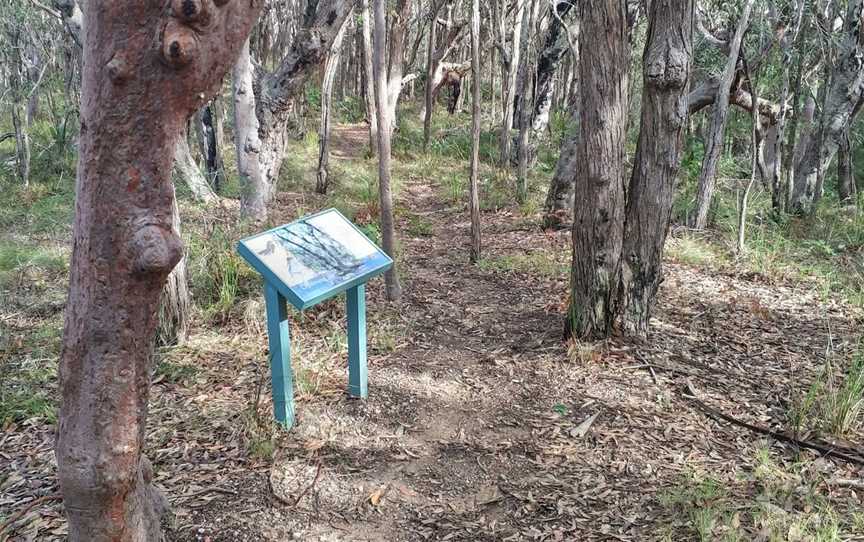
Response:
[238,209,393,310]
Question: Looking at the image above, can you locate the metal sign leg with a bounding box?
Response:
[346,284,368,399]
[264,283,295,428]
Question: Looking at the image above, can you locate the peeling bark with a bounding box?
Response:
[529,1,577,164]
[499,0,524,165]
[56,1,260,539]
[157,193,190,347]
[838,124,858,203]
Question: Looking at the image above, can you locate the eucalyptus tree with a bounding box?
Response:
[691,0,756,230]
[792,0,864,213]
[469,0,482,262]
[567,0,632,339]
[372,0,406,301]
[232,0,354,221]
[56,1,261,539]
[619,0,695,336]
[317,15,352,194]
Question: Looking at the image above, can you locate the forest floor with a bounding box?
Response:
[2,123,864,541]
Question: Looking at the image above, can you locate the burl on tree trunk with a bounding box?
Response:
[56,1,261,540]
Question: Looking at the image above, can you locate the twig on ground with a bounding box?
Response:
[684,379,864,467]
[293,461,323,507]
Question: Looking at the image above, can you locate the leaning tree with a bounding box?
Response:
[56,0,261,539]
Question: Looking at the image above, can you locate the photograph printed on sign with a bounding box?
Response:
[243,211,380,299]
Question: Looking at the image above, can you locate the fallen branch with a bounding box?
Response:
[292,461,323,507]
[0,493,62,538]
[683,379,864,467]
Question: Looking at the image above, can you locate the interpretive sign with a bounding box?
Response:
[237,209,393,427]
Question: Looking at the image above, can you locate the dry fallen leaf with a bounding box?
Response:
[570,412,599,438]
[369,485,388,506]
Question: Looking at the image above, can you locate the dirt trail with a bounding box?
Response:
[2,125,861,541]
[172,126,859,540]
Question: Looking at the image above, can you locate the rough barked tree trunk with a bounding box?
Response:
[619,0,693,337]
[56,1,260,539]
[195,103,226,193]
[361,0,378,156]
[468,0,482,262]
[317,16,350,194]
[792,0,864,213]
[567,0,630,339]
[515,0,539,202]
[691,0,755,229]
[838,124,858,203]
[373,0,403,301]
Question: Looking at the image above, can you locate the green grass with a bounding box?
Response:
[404,212,433,237]
[788,342,864,439]
[478,252,567,278]
[658,451,857,541]
[186,223,261,324]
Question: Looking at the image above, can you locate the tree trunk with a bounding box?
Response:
[423,2,443,152]
[469,0,482,262]
[373,0,403,301]
[361,0,378,156]
[768,0,806,212]
[515,0,539,202]
[529,1,577,164]
[792,0,864,213]
[233,38,268,220]
[157,192,190,347]
[838,124,858,203]
[567,0,631,340]
[618,0,693,337]
[56,1,260,539]
[543,108,579,228]
[233,0,354,221]
[499,0,524,165]
[11,104,31,188]
[691,0,755,229]
[737,60,762,254]
[174,129,218,203]
[317,17,350,194]
[195,104,226,193]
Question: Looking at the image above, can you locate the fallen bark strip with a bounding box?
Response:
[683,379,864,467]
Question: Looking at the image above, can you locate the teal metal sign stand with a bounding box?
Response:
[237,209,392,428]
